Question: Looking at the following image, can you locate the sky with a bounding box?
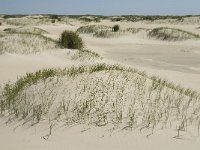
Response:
[0,0,200,16]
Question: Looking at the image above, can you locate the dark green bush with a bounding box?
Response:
[0,22,2,26]
[51,19,56,23]
[94,18,101,22]
[112,25,120,32]
[59,31,84,49]
[111,17,123,22]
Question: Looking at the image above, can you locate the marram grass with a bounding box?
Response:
[0,63,200,137]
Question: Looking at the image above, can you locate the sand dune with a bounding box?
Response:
[1,15,200,150]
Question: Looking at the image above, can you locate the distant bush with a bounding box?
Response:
[3,15,27,19]
[0,22,2,26]
[59,31,84,49]
[57,18,61,21]
[51,19,56,23]
[112,25,120,32]
[49,15,58,20]
[111,17,123,22]
[79,17,93,22]
[94,18,101,22]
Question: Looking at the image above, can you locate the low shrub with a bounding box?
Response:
[112,25,120,32]
[59,31,84,49]
[94,18,101,22]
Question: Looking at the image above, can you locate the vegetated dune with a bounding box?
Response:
[0,32,58,54]
[77,25,150,38]
[148,27,200,41]
[125,27,150,34]
[93,30,125,38]
[3,15,58,26]
[77,25,121,38]
[77,25,111,34]
[1,63,199,138]
[3,26,48,34]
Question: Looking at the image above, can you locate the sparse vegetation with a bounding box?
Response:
[94,30,124,38]
[3,27,48,34]
[148,27,200,41]
[126,27,150,34]
[0,63,200,136]
[72,49,101,60]
[77,25,111,34]
[59,31,84,49]
[0,33,58,54]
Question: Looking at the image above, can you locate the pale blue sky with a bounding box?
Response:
[0,0,200,16]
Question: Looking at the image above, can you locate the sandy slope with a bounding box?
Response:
[1,20,200,150]
[1,122,200,150]
[0,49,75,84]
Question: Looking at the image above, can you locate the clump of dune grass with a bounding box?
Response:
[1,63,200,138]
[77,25,111,34]
[0,33,58,54]
[3,27,48,35]
[148,27,200,41]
